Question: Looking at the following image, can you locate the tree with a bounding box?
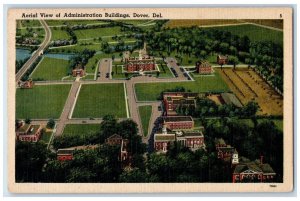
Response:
[47,118,55,129]
[228,56,239,70]
[16,141,48,182]
[119,168,147,182]
[242,101,259,117]
[25,118,31,124]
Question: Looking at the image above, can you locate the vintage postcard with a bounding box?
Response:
[7,7,293,193]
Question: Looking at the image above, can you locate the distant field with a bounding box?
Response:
[74,27,123,40]
[242,19,283,29]
[30,57,69,81]
[72,83,127,118]
[135,71,229,101]
[16,84,71,119]
[50,28,70,41]
[46,20,107,26]
[139,105,152,137]
[116,20,152,26]
[205,24,283,46]
[165,19,241,28]
[62,124,100,138]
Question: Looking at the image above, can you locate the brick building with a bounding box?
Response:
[57,145,99,161]
[72,64,85,77]
[163,92,198,116]
[217,55,229,65]
[195,60,212,74]
[154,123,205,153]
[232,157,276,183]
[215,138,239,164]
[125,56,156,72]
[18,79,34,89]
[106,134,123,145]
[16,123,42,142]
[163,116,194,130]
[57,149,74,161]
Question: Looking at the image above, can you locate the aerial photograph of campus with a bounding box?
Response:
[15,19,283,183]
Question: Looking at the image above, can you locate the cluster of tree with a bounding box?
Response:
[143,26,283,91]
[16,115,147,183]
[69,49,96,72]
[249,41,283,92]
[204,117,283,181]
[119,145,230,183]
[176,97,259,118]
[15,57,30,74]
[15,141,49,182]
[21,55,43,81]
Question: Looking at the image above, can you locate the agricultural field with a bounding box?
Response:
[138,105,152,137]
[217,68,283,116]
[74,27,123,40]
[62,124,100,138]
[205,24,283,46]
[72,83,127,118]
[30,57,70,81]
[164,19,241,28]
[135,71,229,101]
[50,28,71,41]
[16,84,71,119]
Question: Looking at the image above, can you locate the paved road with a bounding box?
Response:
[15,20,51,82]
[165,57,187,79]
[54,81,81,136]
[97,58,112,81]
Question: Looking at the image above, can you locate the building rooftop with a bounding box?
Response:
[18,124,40,135]
[163,116,193,122]
[233,160,276,174]
[196,60,211,68]
[218,55,228,59]
[154,134,176,141]
[57,149,74,155]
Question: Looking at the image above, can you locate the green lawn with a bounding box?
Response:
[62,124,101,138]
[50,28,71,41]
[111,65,127,79]
[40,131,53,143]
[74,27,123,40]
[72,84,127,118]
[205,24,283,46]
[238,118,283,132]
[16,84,71,119]
[157,64,174,78]
[17,20,41,28]
[135,71,229,101]
[139,106,152,137]
[30,57,70,81]
[49,43,101,53]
